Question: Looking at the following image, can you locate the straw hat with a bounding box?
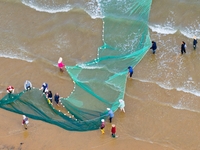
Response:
[58,57,63,63]
[107,108,110,111]
[101,119,105,122]
[119,99,123,102]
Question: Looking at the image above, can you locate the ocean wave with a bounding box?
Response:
[134,77,200,98]
[149,23,200,39]
[180,29,200,39]
[84,0,104,19]
[21,0,104,19]
[172,101,200,114]
[0,54,33,62]
[21,0,73,13]
[149,24,177,34]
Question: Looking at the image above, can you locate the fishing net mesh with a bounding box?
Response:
[0,0,152,131]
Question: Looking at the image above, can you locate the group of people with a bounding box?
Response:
[100,99,125,138]
[149,36,198,55]
[5,57,65,130]
[39,82,61,106]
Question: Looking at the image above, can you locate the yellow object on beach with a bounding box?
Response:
[101,129,105,134]
[47,99,51,104]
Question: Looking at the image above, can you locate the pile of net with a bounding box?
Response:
[0,0,152,131]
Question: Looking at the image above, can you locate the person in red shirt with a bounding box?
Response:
[6,86,14,93]
[111,124,116,138]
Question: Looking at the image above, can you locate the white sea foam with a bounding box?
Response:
[172,101,200,114]
[135,77,200,98]
[21,0,72,13]
[21,0,104,19]
[84,0,104,19]
[149,24,177,34]
[0,54,33,62]
[77,64,103,69]
[177,87,200,97]
[180,29,200,39]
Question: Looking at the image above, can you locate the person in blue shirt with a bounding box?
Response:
[128,66,134,78]
[107,108,114,123]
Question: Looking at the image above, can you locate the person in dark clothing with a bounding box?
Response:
[150,41,157,54]
[193,36,198,50]
[40,83,48,94]
[181,41,186,54]
[46,91,53,103]
[54,93,60,106]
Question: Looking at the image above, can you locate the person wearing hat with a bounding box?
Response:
[6,85,14,94]
[193,36,198,50]
[107,108,114,123]
[118,99,125,113]
[22,115,29,130]
[40,82,48,94]
[58,57,65,72]
[100,119,105,134]
[25,80,32,91]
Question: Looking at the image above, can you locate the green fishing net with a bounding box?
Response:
[0,0,152,131]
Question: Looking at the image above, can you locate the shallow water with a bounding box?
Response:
[0,0,200,149]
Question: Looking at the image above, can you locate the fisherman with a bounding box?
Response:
[150,41,157,54]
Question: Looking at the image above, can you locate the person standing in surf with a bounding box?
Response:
[193,36,198,50]
[128,66,134,78]
[58,57,65,72]
[181,41,186,54]
[150,41,157,54]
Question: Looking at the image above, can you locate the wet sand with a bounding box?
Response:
[0,58,174,150]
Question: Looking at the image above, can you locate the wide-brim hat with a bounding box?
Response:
[107,108,110,111]
[58,57,63,63]
[101,119,105,122]
[119,99,123,102]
